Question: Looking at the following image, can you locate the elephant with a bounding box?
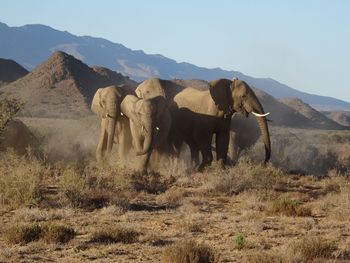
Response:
[0,119,41,157]
[91,85,133,162]
[120,94,171,172]
[135,78,271,171]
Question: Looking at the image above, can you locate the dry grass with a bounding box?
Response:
[245,251,284,263]
[5,223,42,244]
[163,239,218,263]
[41,223,76,243]
[90,226,140,244]
[291,236,337,261]
[0,150,43,208]
[131,171,175,194]
[268,196,312,217]
[4,223,76,245]
[205,158,284,195]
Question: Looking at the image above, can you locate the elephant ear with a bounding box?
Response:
[153,96,168,121]
[209,79,234,114]
[91,88,106,118]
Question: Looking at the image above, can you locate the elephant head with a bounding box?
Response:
[91,85,126,156]
[209,78,271,163]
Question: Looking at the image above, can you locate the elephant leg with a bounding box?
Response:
[138,152,151,173]
[216,130,230,168]
[189,144,200,168]
[130,121,143,153]
[198,145,213,172]
[96,118,108,162]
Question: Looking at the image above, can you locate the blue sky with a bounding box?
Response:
[1,0,349,101]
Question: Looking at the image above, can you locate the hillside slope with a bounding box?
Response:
[0,58,28,86]
[0,51,136,118]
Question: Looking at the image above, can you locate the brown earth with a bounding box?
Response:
[323,111,350,127]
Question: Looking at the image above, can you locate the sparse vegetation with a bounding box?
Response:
[268,197,312,217]
[41,223,76,243]
[5,223,42,244]
[235,234,245,249]
[163,240,218,263]
[90,226,139,244]
[0,150,43,208]
[291,236,337,261]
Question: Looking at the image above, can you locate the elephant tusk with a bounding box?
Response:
[156,126,160,131]
[120,112,124,116]
[252,111,270,117]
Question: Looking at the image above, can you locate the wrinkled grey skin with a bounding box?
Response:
[136,78,271,171]
[120,95,171,173]
[91,85,132,162]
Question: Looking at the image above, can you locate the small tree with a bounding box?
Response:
[0,97,23,137]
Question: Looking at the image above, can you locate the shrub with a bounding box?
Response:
[0,150,43,208]
[90,226,139,244]
[268,197,312,217]
[41,224,76,243]
[5,223,42,244]
[163,239,218,263]
[0,98,22,136]
[132,172,175,194]
[245,251,284,263]
[291,236,337,260]
[235,234,245,249]
[207,158,284,195]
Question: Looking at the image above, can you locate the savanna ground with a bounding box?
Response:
[1,116,350,262]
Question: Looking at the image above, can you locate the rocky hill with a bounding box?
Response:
[1,22,349,110]
[0,58,28,86]
[281,98,346,130]
[0,51,136,118]
[322,111,350,127]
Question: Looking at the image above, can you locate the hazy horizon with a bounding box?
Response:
[0,0,349,102]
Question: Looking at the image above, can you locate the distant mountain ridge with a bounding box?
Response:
[0,58,28,85]
[1,21,349,110]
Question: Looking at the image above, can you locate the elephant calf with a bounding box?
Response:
[120,95,171,173]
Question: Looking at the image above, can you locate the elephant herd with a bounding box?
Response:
[91,78,271,173]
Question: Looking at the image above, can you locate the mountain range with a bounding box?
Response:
[1,21,349,111]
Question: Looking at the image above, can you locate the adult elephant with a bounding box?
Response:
[120,95,171,172]
[136,78,271,171]
[91,85,133,162]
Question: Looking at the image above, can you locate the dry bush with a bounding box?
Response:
[245,251,284,263]
[163,239,218,263]
[157,187,185,208]
[0,98,22,135]
[41,223,75,243]
[131,171,175,194]
[59,164,134,209]
[205,158,284,195]
[5,223,42,244]
[0,150,43,208]
[291,236,337,261]
[5,222,76,245]
[90,226,139,244]
[268,197,312,217]
[265,131,341,176]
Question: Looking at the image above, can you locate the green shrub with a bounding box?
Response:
[235,234,245,249]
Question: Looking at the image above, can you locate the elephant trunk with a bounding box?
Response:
[136,120,153,156]
[106,99,117,154]
[251,98,271,163]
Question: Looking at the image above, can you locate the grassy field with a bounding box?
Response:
[0,117,350,262]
